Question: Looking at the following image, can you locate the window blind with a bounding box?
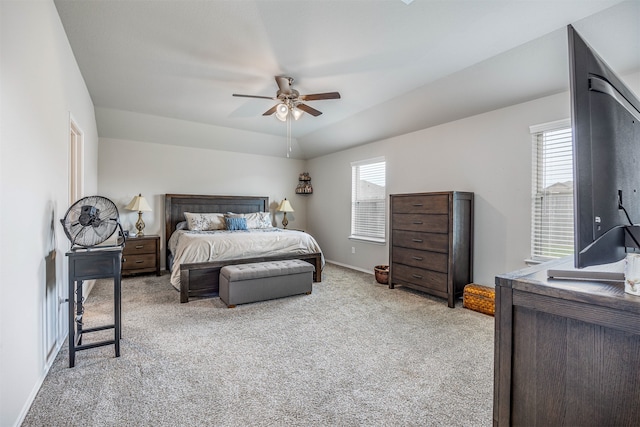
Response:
[531,123,574,260]
[351,158,386,242]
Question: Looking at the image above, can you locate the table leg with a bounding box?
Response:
[76,280,83,346]
[114,270,121,357]
[68,277,75,368]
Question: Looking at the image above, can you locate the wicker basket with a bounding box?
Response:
[374,265,389,284]
[463,284,495,316]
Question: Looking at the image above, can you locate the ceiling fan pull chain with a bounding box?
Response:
[286,113,292,158]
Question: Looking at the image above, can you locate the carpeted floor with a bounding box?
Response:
[22,263,494,426]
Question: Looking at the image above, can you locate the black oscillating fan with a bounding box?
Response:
[60,195,124,249]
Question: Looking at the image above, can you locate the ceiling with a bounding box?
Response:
[54,0,640,159]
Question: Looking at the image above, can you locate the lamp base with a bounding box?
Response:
[281,212,289,229]
[135,211,145,237]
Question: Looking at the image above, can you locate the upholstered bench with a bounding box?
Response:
[219,259,315,308]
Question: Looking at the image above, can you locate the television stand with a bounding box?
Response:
[494,257,640,426]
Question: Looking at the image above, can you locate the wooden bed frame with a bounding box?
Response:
[165,194,323,303]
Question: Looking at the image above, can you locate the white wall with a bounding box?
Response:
[98,137,308,267]
[0,1,99,426]
[99,69,640,287]
[307,71,640,287]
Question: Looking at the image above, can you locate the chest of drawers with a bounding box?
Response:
[122,235,160,276]
[389,192,474,307]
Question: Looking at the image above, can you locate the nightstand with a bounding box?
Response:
[122,235,160,276]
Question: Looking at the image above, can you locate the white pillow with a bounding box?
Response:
[184,212,226,231]
[225,212,272,229]
[243,212,272,229]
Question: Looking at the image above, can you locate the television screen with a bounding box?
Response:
[569,24,640,269]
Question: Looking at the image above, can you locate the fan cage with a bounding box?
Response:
[61,196,125,249]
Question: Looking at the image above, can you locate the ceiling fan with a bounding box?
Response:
[233,76,340,120]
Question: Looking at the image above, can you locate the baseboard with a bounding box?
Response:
[325,260,374,275]
[14,336,65,427]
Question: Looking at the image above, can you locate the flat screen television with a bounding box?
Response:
[568,24,640,270]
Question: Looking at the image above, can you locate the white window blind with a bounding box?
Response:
[530,120,574,261]
[351,157,386,242]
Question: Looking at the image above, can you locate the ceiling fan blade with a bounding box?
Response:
[262,105,278,116]
[296,103,323,117]
[275,76,294,95]
[299,92,341,101]
[233,94,276,100]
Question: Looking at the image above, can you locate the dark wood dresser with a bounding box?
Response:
[122,235,160,276]
[389,191,474,307]
[494,258,640,426]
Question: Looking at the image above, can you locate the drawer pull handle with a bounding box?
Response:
[412,203,423,207]
[412,274,423,279]
[412,238,423,243]
[412,221,423,224]
[135,245,144,249]
[412,256,423,261]
[135,260,144,264]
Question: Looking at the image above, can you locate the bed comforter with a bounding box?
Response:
[167,228,324,289]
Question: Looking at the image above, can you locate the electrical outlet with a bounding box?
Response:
[351,247,355,254]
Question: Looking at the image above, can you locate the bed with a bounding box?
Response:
[165,194,324,303]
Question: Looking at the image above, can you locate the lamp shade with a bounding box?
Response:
[125,194,152,212]
[291,107,303,120]
[275,103,289,121]
[277,198,294,212]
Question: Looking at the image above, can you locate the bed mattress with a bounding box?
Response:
[167,228,324,289]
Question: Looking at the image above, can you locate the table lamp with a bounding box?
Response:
[125,193,152,236]
[277,198,294,229]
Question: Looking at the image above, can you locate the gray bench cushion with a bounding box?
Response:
[220,259,315,281]
[219,260,315,307]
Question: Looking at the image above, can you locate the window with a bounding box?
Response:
[530,119,573,261]
[350,157,386,243]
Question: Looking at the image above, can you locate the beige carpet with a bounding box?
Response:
[23,263,494,426]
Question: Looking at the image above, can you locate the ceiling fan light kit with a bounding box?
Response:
[233,75,340,118]
[233,76,341,157]
[275,104,304,122]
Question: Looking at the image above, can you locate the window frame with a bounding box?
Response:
[529,119,574,262]
[349,157,387,244]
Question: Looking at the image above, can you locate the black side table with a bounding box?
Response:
[66,247,122,368]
